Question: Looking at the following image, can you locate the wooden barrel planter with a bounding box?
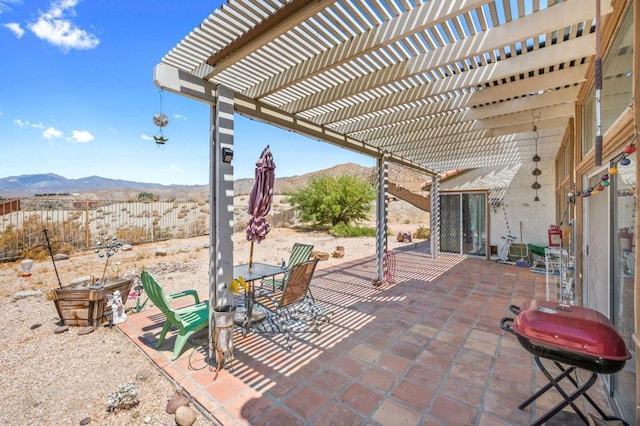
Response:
[50,278,133,327]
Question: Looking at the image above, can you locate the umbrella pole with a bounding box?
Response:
[249,241,254,271]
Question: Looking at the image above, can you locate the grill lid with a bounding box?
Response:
[512,300,631,362]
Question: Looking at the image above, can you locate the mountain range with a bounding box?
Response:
[0,163,406,199]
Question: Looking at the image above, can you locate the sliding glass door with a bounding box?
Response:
[440,192,487,256]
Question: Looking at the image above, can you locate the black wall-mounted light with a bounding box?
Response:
[222,147,234,163]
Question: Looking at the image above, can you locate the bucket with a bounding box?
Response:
[213,305,236,328]
[508,243,529,262]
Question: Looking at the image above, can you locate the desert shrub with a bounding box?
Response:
[287,175,375,226]
[137,192,157,201]
[330,223,376,237]
[413,226,430,240]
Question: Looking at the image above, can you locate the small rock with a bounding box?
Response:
[136,368,153,381]
[78,326,95,335]
[69,276,92,285]
[14,290,43,299]
[175,406,197,426]
[131,410,140,419]
[144,416,152,424]
[166,392,189,414]
[121,244,133,251]
[30,323,41,330]
[54,325,70,334]
[79,416,91,425]
[155,249,167,257]
[53,253,70,261]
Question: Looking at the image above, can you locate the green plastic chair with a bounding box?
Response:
[140,270,209,360]
[262,243,314,293]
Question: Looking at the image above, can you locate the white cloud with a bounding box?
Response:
[141,134,154,141]
[70,129,93,142]
[43,126,63,139]
[14,119,46,129]
[3,22,24,38]
[28,0,100,51]
[173,113,187,120]
[0,1,21,14]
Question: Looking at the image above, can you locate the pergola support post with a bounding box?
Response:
[208,85,235,359]
[430,175,440,259]
[375,157,389,283]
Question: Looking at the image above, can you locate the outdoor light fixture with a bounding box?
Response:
[222,147,234,163]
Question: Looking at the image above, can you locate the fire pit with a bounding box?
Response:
[501,299,630,426]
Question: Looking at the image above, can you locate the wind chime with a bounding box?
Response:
[153,89,169,147]
[531,111,542,202]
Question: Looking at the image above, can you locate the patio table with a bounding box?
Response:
[233,262,285,334]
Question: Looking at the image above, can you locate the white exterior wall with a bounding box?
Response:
[439,162,556,251]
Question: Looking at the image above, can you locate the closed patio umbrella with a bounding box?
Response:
[246,145,276,270]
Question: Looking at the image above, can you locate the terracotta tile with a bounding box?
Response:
[349,343,381,363]
[415,350,452,373]
[310,369,351,395]
[482,390,532,425]
[312,402,364,426]
[360,366,396,392]
[440,376,483,408]
[333,356,367,378]
[391,379,435,411]
[433,330,466,346]
[372,399,421,426]
[339,383,382,416]
[405,364,446,389]
[430,395,478,425]
[264,374,300,400]
[253,407,303,426]
[389,341,422,360]
[455,347,494,370]
[204,375,249,404]
[211,407,244,426]
[225,388,268,423]
[284,386,330,421]
[478,412,517,426]
[376,352,411,375]
[114,252,615,426]
[489,372,533,401]
[427,339,460,358]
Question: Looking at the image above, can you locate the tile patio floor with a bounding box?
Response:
[118,243,619,425]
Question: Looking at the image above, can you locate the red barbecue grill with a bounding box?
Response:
[501,299,631,426]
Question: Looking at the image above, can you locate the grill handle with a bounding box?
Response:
[500,317,516,335]
[508,304,520,315]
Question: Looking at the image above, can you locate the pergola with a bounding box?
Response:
[153,0,609,319]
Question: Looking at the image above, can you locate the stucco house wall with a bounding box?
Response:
[439,161,556,253]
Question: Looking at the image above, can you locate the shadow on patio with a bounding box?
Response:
[119,243,615,425]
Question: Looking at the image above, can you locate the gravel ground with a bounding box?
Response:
[0,225,422,425]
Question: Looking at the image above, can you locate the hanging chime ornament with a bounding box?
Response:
[153,89,169,147]
[531,110,542,201]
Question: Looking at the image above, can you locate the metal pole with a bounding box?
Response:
[595,0,603,166]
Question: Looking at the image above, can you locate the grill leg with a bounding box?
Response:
[519,362,577,409]
[525,356,597,426]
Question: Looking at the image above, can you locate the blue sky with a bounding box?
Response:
[0,0,374,186]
